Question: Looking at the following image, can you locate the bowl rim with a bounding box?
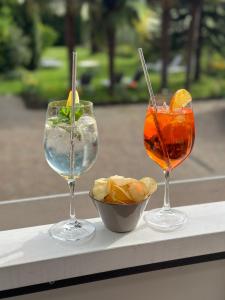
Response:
[89,192,150,207]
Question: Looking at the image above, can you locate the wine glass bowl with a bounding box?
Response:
[44,100,98,242]
[44,100,98,179]
[143,95,195,231]
[144,104,195,171]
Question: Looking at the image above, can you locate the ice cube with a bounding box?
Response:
[46,124,70,154]
[77,115,95,127]
[77,116,97,142]
[163,101,169,110]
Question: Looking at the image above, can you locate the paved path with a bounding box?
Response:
[0,96,225,202]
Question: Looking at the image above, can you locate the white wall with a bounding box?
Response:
[7,259,225,300]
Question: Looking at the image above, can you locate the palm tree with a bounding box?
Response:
[166,0,225,86]
[193,1,204,81]
[194,0,225,80]
[146,0,172,90]
[65,0,76,83]
[36,0,82,84]
[89,1,101,54]
[160,0,172,90]
[99,0,138,95]
[185,0,203,89]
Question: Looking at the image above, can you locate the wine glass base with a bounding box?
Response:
[144,208,187,232]
[49,219,95,243]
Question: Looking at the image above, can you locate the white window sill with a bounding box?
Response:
[1,201,225,293]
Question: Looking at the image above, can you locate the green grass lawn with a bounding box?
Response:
[0,46,225,106]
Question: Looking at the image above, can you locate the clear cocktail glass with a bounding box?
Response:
[44,100,98,242]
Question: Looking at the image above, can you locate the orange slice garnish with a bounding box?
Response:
[170,89,192,111]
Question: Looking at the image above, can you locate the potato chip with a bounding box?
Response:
[104,192,127,204]
[95,178,107,182]
[92,175,157,204]
[119,178,137,186]
[109,175,125,186]
[92,178,108,200]
[109,175,137,186]
[120,184,130,194]
[140,177,157,195]
[111,184,132,203]
[104,194,114,203]
[128,181,148,202]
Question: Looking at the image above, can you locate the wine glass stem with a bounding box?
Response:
[163,170,171,211]
[68,179,78,224]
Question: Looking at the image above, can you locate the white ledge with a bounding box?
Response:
[1,201,225,291]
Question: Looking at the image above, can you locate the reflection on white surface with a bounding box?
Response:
[0,251,24,265]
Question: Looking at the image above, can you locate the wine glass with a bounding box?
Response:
[44,100,98,242]
[143,96,195,231]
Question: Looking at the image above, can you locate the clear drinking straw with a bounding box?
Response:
[69,51,77,219]
[138,48,157,110]
[138,48,171,170]
[71,51,77,124]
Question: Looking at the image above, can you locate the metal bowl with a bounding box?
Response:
[90,193,149,233]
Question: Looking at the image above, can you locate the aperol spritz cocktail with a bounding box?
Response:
[144,106,195,170]
[144,89,195,231]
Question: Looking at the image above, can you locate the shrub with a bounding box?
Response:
[39,23,58,51]
[19,1,42,70]
[0,4,30,73]
[21,73,47,109]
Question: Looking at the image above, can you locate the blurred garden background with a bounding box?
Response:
[1,0,225,205]
[1,0,225,105]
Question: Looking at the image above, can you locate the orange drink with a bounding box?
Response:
[144,106,195,171]
[143,89,195,232]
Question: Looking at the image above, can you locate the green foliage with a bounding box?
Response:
[170,0,225,56]
[0,27,31,73]
[40,12,65,46]
[39,23,58,51]
[11,46,224,109]
[116,45,134,58]
[133,5,161,61]
[0,2,30,73]
[39,2,82,46]
[100,0,139,35]
[87,0,138,49]
[0,0,60,74]
[20,72,45,108]
[22,1,41,70]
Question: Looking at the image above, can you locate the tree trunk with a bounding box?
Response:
[90,28,100,54]
[65,0,75,85]
[24,0,41,70]
[194,0,204,81]
[89,3,100,54]
[185,0,203,88]
[106,25,116,96]
[160,0,171,90]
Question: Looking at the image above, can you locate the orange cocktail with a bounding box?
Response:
[143,89,195,231]
[144,106,195,171]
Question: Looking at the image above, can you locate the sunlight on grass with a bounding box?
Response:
[0,46,224,106]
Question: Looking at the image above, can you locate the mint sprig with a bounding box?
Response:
[51,106,84,126]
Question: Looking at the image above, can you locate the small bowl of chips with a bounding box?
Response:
[90,175,157,233]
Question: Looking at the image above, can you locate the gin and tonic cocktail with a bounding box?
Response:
[44,99,98,242]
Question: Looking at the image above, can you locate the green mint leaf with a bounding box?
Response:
[59,107,70,118]
[53,106,84,125]
[75,107,84,121]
